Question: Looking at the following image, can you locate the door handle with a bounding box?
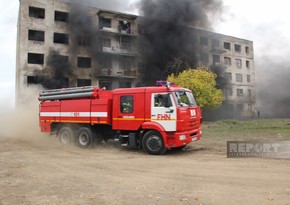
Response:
[151,114,156,117]
[166,109,174,113]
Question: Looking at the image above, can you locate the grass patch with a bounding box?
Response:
[202,118,290,142]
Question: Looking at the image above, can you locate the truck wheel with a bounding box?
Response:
[142,130,166,155]
[58,126,75,145]
[76,127,93,148]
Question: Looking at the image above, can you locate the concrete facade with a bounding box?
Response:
[195,29,256,118]
[16,0,256,118]
[16,0,140,103]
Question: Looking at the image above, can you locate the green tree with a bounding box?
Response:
[167,67,223,110]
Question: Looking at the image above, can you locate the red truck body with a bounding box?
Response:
[39,83,202,154]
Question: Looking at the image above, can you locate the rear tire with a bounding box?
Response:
[58,126,76,145]
[142,130,166,155]
[76,127,93,148]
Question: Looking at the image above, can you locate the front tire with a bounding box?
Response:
[142,130,166,155]
[58,126,76,145]
[76,127,93,148]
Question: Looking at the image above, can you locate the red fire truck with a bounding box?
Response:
[39,81,202,155]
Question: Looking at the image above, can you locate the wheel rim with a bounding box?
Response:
[146,135,162,152]
[79,132,89,146]
[60,131,70,144]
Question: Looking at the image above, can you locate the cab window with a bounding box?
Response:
[120,95,134,113]
[154,94,172,107]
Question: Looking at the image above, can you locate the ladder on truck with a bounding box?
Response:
[39,86,103,101]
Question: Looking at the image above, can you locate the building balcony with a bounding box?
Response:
[99,46,137,57]
[99,26,138,37]
[96,68,137,79]
[97,9,138,37]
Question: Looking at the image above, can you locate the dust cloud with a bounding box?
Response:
[0,86,52,144]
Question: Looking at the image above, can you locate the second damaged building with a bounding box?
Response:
[16,0,256,118]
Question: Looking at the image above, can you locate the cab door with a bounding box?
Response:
[112,93,145,130]
[151,93,177,131]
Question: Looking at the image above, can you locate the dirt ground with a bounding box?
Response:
[1,132,290,205]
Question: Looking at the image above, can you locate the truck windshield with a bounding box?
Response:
[173,90,197,107]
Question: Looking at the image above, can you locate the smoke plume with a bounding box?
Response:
[138,0,224,84]
[256,57,290,118]
[33,49,72,89]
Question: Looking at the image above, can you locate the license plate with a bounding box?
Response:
[192,137,197,142]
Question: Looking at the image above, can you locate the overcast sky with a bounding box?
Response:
[0,0,289,109]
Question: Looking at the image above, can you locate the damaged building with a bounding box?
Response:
[16,0,256,119]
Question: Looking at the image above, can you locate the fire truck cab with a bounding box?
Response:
[39,81,202,155]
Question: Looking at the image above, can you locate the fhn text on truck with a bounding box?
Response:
[38,81,202,155]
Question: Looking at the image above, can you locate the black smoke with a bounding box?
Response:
[33,49,72,89]
[138,0,224,84]
[256,57,290,118]
[35,4,100,89]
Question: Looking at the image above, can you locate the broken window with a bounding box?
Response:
[212,39,219,49]
[53,33,69,44]
[27,53,44,64]
[29,6,45,19]
[119,81,131,88]
[201,53,209,64]
[99,17,112,29]
[119,57,132,70]
[234,44,241,52]
[248,89,252,97]
[224,57,231,65]
[200,37,208,46]
[77,57,91,68]
[77,79,91,87]
[236,73,243,82]
[99,80,112,90]
[237,103,244,112]
[51,55,69,68]
[225,72,232,81]
[102,38,111,48]
[224,88,233,96]
[224,42,231,50]
[247,75,251,83]
[212,55,220,64]
[248,103,253,111]
[28,30,44,42]
[246,60,250,68]
[118,20,131,34]
[235,59,242,68]
[77,35,91,47]
[27,76,40,85]
[245,46,249,54]
[237,89,243,97]
[54,11,69,22]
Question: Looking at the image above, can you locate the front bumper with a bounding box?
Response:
[164,128,202,148]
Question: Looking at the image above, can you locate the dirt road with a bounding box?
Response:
[1,134,290,205]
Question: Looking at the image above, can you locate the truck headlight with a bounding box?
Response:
[179,135,186,140]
